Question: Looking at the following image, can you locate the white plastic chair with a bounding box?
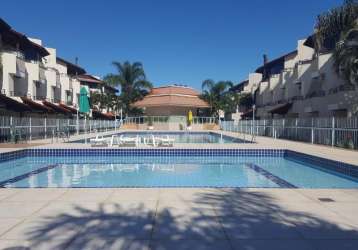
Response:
[89,134,107,146]
[154,135,175,147]
[109,135,120,146]
[119,135,140,147]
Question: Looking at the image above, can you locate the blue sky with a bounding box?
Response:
[1,0,342,90]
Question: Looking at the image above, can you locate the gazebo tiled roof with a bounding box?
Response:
[133,85,210,108]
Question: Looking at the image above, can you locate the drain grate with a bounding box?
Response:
[318,198,335,202]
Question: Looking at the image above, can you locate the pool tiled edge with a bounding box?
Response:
[285,150,358,179]
[26,148,285,157]
[0,148,357,180]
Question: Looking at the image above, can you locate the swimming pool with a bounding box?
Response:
[1,149,357,188]
[72,131,247,144]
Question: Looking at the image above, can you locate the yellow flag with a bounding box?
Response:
[188,110,193,123]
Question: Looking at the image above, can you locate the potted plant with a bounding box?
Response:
[147,117,154,130]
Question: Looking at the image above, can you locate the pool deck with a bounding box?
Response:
[0,188,358,249]
[0,130,357,249]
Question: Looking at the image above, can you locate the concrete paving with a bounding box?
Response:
[0,188,357,249]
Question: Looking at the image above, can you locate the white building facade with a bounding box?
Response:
[0,18,112,118]
[233,38,358,120]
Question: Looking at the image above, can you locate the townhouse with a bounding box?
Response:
[233,37,358,120]
[76,74,117,96]
[0,18,115,119]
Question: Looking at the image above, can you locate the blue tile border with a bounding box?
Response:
[0,164,60,187]
[25,148,285,157]
[0,149,27,163]
[245,163,297,188]
[284,150,358,179]
[0,148,357,180]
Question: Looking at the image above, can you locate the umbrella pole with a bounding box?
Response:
[84,115,87,145]
[76,109,79,135]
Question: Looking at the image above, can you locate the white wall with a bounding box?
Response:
[25,61,39,97]
[319,53,343,93]
[248,73,262,94]
[1,52,17,95]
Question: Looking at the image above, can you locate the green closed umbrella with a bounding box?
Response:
[79,87,90,113]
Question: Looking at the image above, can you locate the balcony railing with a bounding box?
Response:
[33,96,46,101]
[9,91,27,97]
[66,100,73,106]
[51,98,61,103]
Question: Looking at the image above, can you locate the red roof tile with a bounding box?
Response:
[133,85,209,108]
[76,74,104,84]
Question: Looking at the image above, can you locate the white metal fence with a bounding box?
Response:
[221,117,358,150]
[0,116,120,143]
[123,116,217,125]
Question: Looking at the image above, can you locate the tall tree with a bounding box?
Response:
[90,92,123,114]
[201,79,234,117]
[104,61,152,115]
[314,0,358,85]
[334,29,358,85]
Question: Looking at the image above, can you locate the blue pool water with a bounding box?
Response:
[1,155,358,188]
[72,132,247,144]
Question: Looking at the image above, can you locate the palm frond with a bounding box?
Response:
[106,60,152,115]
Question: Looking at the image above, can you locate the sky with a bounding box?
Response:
[1,0,342,90]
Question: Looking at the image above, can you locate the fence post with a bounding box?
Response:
[67,119,70,138]
[10,116,13,142]
[56,118,59,142]
[44,117,47,139]
[282,119,285,139]
[273,120,275,139]
[311,118,314,144]
[29,117,32,141]
[263,120,266,136]
[251,119,253,135]
[295,118,298,140]
[89,119,92,133]
[84,116,86,135]
[331,116,335,147]
[77,115,79,135]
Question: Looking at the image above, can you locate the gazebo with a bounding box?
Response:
[132,85,210,116]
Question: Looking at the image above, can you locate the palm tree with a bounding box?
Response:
[104,61,152,115]
[314,0,358,84]
[201,79,233,117]
[334,28,358,85]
